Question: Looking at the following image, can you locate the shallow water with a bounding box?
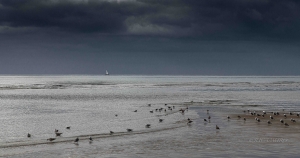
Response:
[1,75,300,157]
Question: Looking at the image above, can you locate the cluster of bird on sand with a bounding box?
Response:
[26,103,190,144]
[228,109,299,127]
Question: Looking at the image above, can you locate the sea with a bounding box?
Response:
[0,75,300,157]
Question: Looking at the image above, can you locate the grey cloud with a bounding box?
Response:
[0,0,300,39]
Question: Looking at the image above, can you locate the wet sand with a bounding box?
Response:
[2,101,300,157]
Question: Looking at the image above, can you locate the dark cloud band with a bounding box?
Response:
[1,0,300,39]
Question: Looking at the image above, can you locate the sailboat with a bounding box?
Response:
[105,70,109,75]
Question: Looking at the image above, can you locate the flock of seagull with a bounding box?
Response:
[26,103,299,145]
[26,105,298,145]
[199,108,300,131]
[227,109,299,127]
[26,103,190,144]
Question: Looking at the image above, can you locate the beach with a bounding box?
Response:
[1,76,300,157]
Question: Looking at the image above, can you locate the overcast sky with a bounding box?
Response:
[1,0,300,75]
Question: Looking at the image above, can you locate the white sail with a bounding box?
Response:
[105,70,109,75]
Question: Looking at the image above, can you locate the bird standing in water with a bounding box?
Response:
[74,137,79,143]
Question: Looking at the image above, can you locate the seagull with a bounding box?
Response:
[291,118,296,122]
[204,119,207,122]
[55,132,63,136]
[244,117,246,121]
[238,115,241,119]
[297,113,299,117]
[270,115,274,119]
[27,133,31,138]
[284,123,289,126]
[216,125,220,130]
[150,110,153,113]
[55,129,59,133]
[127,129,133,132]
[47,138,56,141]
[134,110,137,112]
[89,136,93,141]
[263,111,266,114]
[159,119,164,122]
[187,118,191,121]
[280,119,284,123]
[227,116,230,120]
[74,137,79,143]
[284,114,287,118]
[145,124,151,128]
[267,120,272,124]
[110,131,114,135]
[187,120,193,124]
[66,126,71,129]
[208,116,211,120]
[289,112,293,115]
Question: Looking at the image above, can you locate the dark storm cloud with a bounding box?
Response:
[0,0,155,33]
[0,0,300,75]
[1,0,300,39]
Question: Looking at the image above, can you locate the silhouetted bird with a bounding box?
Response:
[145,124,151,128]
[284,123,289,126]
[47,138,56,141]
[187,120,193,124]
